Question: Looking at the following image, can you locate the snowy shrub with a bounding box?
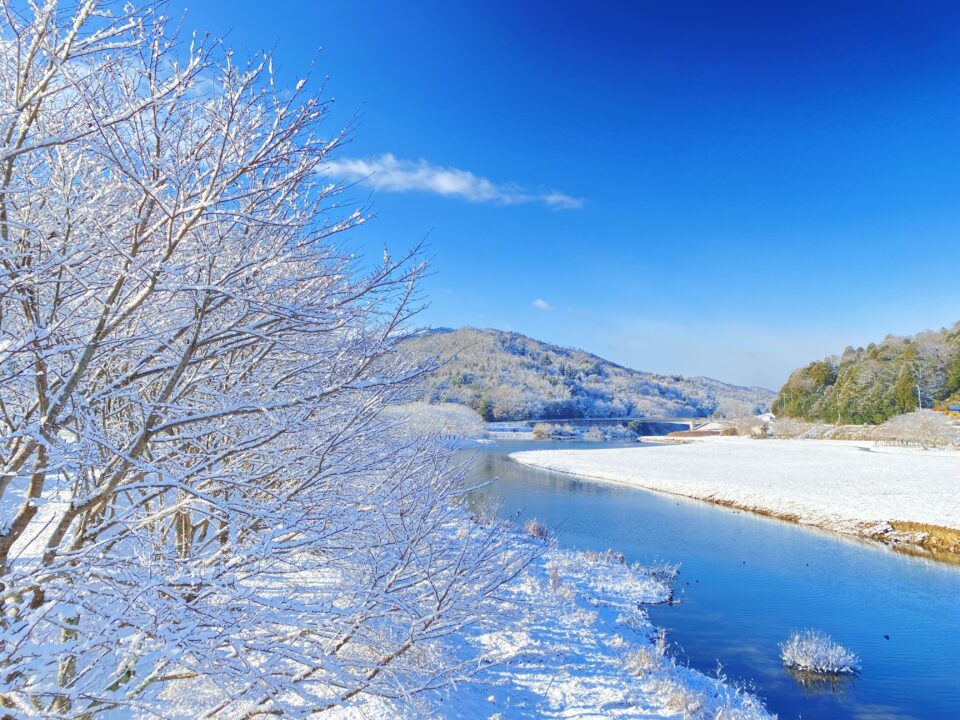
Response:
[546,562,576,602]
[880,410,960,448]
[524,518,551,541]
[659,678,706,718]
[625,645,663,677]
[583,548,626,565]
[780,629,861,675]
[616,608,652,634]
[608,422,642,439]
[548,563,561,589]
[770,411,960,447]
[713,704,776,720]
[643,656,773,720]
[532,422,556,439]
[768,418,819,438]
[532,421,581,438]
[644,560,681,582]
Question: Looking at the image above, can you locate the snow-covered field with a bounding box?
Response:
[510,437,960,551]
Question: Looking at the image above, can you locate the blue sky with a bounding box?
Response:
[177,1,960,389]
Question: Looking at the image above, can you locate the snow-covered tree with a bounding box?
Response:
[0,2,527,716]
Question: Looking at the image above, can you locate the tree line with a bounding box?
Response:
[774,324,960,424]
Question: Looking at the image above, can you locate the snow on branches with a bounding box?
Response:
[0,2,528,716]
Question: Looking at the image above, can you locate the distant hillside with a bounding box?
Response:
[399,327,774,421]
[774,323,960,424]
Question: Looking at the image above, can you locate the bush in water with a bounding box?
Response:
[780,629,861,675]
[524,518,551,541]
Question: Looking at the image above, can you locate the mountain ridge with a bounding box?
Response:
[400,326,774,421]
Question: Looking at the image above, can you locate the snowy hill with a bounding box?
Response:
[400,327,774,421]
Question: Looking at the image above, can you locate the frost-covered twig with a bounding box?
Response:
[0,3,532,716]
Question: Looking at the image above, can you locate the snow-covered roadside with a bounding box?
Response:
[510,437,960,557]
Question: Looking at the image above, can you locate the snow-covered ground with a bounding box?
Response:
[438,545,772,720]
[510,437,960,550]
[161,540,773,719]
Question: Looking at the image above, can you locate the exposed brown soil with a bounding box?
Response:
[878,521,960,562]
[703,499,960,566]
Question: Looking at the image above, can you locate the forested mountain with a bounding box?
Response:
[774,323,960,424]
[400,327,774,421]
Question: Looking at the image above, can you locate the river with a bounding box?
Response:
[463,439,960,719]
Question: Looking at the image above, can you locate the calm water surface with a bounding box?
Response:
[464,439,960,720]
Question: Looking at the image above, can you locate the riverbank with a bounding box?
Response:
[159,535,773,719]
[510,437,960,562]
[438,541,772,719]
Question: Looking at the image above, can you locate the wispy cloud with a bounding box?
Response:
[326,153,583,210]
[532,298,553,311]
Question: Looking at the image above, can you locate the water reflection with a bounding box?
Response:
[786,667,858,696]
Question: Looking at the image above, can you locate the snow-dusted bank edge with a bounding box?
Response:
[437,543,773,720]
[510,437,960,562]
[163,538,773,719]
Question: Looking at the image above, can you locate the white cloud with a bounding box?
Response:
[532,298,553,311]
[325,153,583,210]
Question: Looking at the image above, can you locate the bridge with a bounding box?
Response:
[487,416,711,433]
